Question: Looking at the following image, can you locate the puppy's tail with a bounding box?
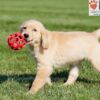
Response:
[93,29,100,39]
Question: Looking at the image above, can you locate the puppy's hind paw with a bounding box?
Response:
[63,82,74,86]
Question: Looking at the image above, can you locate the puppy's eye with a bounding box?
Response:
[23,27,27,29]
[33,29,37,32]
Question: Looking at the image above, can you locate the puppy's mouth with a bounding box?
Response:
[26,39,33,43]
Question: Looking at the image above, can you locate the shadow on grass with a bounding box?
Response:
[0,71,100,86]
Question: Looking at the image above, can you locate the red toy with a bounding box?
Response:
[8,32,26,50]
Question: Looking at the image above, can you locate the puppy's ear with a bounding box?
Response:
[41,31,49,49]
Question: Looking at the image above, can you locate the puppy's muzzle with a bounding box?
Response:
[23,33,33,43]
[24,33,29,39]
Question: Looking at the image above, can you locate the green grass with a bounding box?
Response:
[0,0,100,100]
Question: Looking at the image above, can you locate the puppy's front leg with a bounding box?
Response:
[28,66,53,94]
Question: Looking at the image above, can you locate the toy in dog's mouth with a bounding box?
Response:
[8,32,26,50]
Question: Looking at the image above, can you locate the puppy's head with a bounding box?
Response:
[20,20,48,49]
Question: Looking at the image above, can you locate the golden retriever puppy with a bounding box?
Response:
[20,20,100,94]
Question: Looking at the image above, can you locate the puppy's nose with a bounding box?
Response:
[24,33,29,38]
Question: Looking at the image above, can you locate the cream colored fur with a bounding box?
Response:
[20,20,100,94]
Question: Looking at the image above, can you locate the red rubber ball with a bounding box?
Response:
[8,32,26,50]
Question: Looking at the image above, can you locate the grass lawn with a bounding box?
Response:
[0,0,100,100]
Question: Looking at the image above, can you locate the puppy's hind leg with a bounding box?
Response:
[64,65,79,85]
[89,45,100,72]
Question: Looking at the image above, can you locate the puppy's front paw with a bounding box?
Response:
[27,90,36,95]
